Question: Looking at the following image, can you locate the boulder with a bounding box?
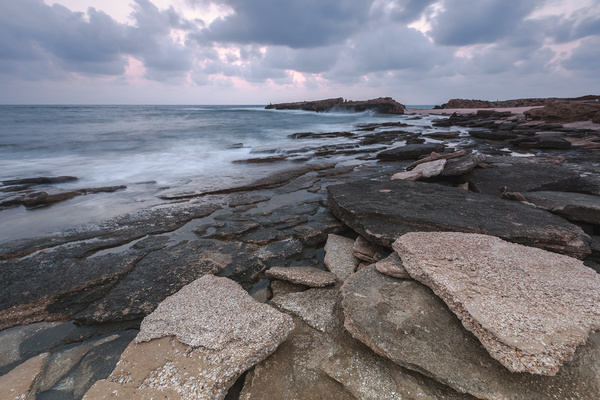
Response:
[265,266,338,287]
[520,191,600,225]
[440,153,486,176]
[242,288,473,400]
[327,179,590,259]
[465,163,583,196]
[342,265,600,400]
[412,159,446,178]
[86,275,294,400]
[323,234,358,281]
[374,253,410,279]
[390,171,422,181]
[376,144,445,161]
[423,131,459,140]
[394,232,600,375]
[352,236,388,264]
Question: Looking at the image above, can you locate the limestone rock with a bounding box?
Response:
[342,265,600,400]
[327,179,590,259]
[520,191,600,225]
[376,144,446,161]
[390,170,422,181]
[323,234,358,280]
[0,353,48,400]
[375,252,410,279]
[86,275,294,399]
[266,266,338,287]
[393,232,600,375]
[352,235,388,264]
[412,159,446,178]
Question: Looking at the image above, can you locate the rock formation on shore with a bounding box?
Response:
[265,97,405,114]
[443,95,600,109]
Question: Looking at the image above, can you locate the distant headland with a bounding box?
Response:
[265,96,405,114]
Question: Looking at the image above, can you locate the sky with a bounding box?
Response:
[0,0,599,105]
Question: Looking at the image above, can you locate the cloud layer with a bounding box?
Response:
[1,0,599,103]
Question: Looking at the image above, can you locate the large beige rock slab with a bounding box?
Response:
[242,288,473,400]
[393,232,600,376]
[323,234,358,280]
[265,266,337,287]
[86,275,294,399]
[0,353,49,400]
[342,265,600,400]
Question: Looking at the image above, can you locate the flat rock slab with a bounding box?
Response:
[352,235,388,264]
[394,232,600,375]
[520,190,600,225]
[86,275,294,399]
[342,266,600,400]
[327,179,590,259]
[266,266,338,287]
[466,163,582,196]
[440,152,486,176]
[376,144,445,161]
[375,253,410,279]
[323,234,358,281]
[0,353,49,400]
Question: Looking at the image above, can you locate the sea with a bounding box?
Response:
[0,104,439,242]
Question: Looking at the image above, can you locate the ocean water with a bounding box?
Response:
[0,105,445,241]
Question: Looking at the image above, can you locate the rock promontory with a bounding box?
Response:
[265,97,405,114]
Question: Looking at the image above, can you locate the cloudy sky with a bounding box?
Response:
[1,0,599,105]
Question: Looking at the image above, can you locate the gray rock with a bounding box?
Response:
[270,288,341,333]
[270,280,308,297]
[352,235,388,264]
[520,190,600,225]
[323,234,358,280]
[376,144,446,161]
[465,163,582,196]
[86,275,294,399]
[327,179,590,259]
[468,130,518,140]
[412,159,446,178]
[375,253,410,279]
[265,266,338,287]
[394,232,600,375]
[342,266,600,400]
[440,152,486,176]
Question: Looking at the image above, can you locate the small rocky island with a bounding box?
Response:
[265,97,406,114]
[2,96,600,399]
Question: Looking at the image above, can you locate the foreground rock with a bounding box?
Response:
[265,97,405,114]
[394,232,600,375]
[85,275,294,399]
[342,266,600,400]
[376,143,445,161]
[242,287,473,400]
[265,266,338,287]
[327,179,590,259]
[519,191,600,225]
[323,234,358,281]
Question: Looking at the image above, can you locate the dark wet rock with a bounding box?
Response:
[423,131,459,140]
[511,134,572,149]
[327,179,590,258]
[0,186,127,209]
[520,191,600,225]
[465,163,585,196]
[342,266,600,400]
[289,131,355,139]
[440,152,487,176]
[376,144,446,161]
[270,280,308,297]
[354,121,410,130]
[265,266,337,287]
[233,155,288,163]
[1,176,78,186]
[469,130,518,140]
[524,101,600,123]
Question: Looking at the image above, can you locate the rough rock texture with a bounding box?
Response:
[524,101,600,123]
[412,159,446,178]
[86,275,294,399]
[466,164,583,196]
[265,97,405,114]
[390,171,422,181]
[520,191,600,225]
[265,266,338,287]
[393,232,600,375]
[242,288,473,400]
[0,353,49,400]
[327,179,590,259]
[352,235,388,264]
[323,234,358,281]
[342,265,600,400]
[374,252,410,279]
[440,152,487,176]
[376,143,446,161]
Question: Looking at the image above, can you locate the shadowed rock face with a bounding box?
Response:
[327,179,591,259]
[393,232,600,375]
[341,266,600,400]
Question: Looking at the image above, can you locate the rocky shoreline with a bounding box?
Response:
[1,100,600,399]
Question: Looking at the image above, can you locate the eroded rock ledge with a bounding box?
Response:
[265,97,405,114]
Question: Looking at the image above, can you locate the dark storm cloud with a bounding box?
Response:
[0,0,197,81]
[562,36,600,75]
[429,0,544,46]
[197,0,375,48]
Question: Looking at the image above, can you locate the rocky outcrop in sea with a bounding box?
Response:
[265,97,405,114]
[2,101,600,399]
